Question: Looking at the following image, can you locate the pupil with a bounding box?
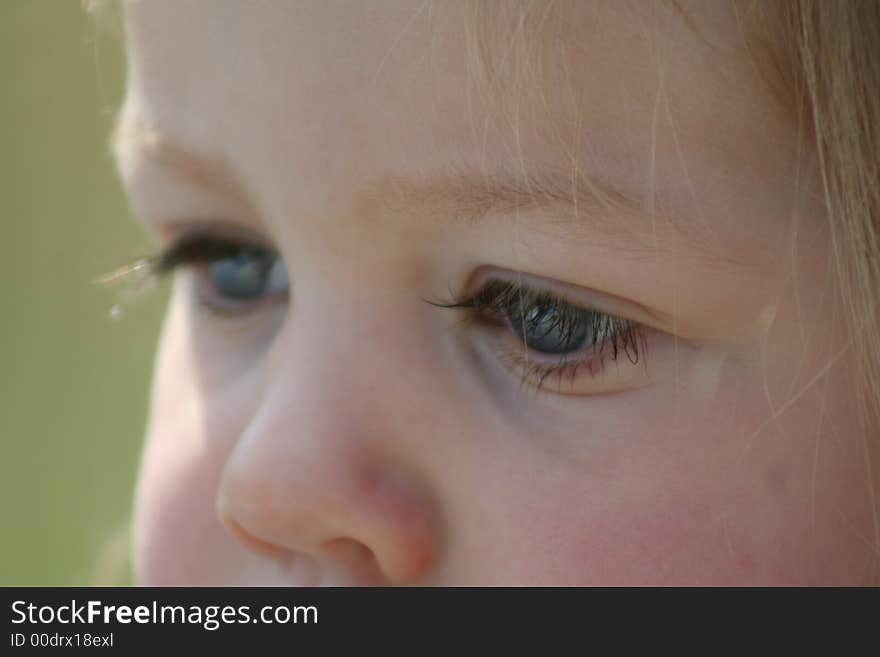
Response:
[512,299,590,355]
[208,247,275,300]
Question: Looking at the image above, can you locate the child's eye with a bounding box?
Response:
[204,246,287,302]
[505,295,591,355]
[155,233,289,314]
[428,277,649,395]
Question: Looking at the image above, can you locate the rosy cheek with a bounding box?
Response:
[557,494,758,585]
[496,467,753,586]
[492,387,861,585]
[133,420,231,585]
[543,447,871,586]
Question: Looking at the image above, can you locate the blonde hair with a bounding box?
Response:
[783,0,880,551]
[745,1,879,549]
[780,0,880,476]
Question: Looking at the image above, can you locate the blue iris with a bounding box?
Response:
[515,301,590,354]
[207,247,287,301]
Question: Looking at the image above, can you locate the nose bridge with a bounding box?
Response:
[256,292,424,453]
[281,278,441,445]
[215,296,440,584]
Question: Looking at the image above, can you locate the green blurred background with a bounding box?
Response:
[1,1,168,585]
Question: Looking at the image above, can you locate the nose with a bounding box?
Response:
[215,324,441,585]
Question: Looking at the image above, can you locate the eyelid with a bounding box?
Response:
[486,328,656,397]
[96,219,271,287]
[459,265,663,329]
[161,219,274,247]
[146,221,276,271]
[157,234,272,275]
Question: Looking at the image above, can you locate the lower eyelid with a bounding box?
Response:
[494,329,606,374]
[485,323,657,396]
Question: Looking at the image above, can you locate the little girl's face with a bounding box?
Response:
[116,0,878,584]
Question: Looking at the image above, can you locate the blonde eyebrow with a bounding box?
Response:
[111,118,715,261]
[111,117,255,214]
[356,165,653,235]
[355,166,715,260]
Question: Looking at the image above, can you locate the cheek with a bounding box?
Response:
[134,422,231,585]
[469,356,876,585]
[484,455,867,586]
[543,472,872,586]
[132,301,257,585]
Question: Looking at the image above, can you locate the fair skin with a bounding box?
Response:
[115,0,879,585]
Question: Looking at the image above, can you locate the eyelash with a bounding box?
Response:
[426,279,646,391]
[103,235,647,390]
[101,234,284,316]
[101,236,246,282]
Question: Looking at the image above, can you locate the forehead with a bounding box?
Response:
[120,0,794,231]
